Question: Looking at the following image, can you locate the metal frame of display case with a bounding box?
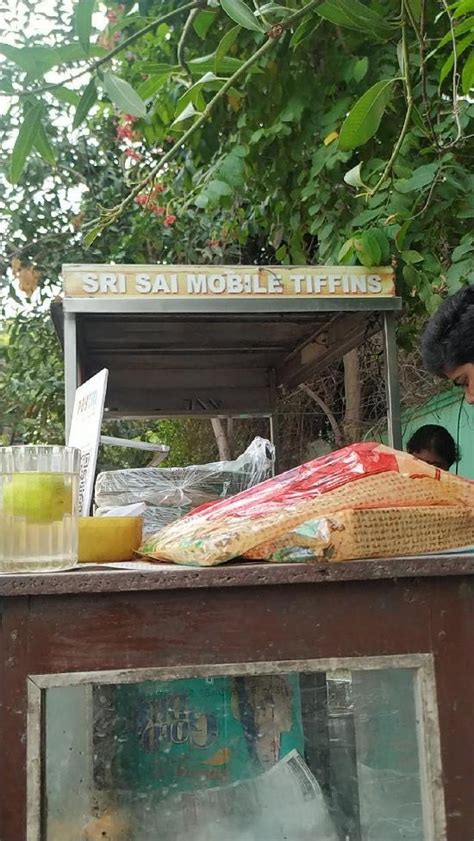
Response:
[50,264,403,450]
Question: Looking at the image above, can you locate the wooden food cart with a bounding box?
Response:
[1,264,473,841]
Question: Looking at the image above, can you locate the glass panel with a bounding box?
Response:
[43,667,428,841]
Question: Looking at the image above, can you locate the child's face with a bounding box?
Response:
[413,448,450,472]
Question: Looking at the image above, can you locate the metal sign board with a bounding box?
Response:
[62,264,395,300]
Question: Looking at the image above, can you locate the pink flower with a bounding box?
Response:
[153,206,165,216]
[124,148,142,161]
[164,214,176,227]
[116,124,134,141]
[106,9,117,23]
[124,114,137,124]
[134,194,149,206]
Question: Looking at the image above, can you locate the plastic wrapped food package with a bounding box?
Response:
[139,443,474,567]
[95,437,274,534]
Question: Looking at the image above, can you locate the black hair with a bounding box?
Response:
[421,284,474,377]
[407,424,459,469]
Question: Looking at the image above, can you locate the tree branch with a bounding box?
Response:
[299,383,344,448]
[178,8,201,76]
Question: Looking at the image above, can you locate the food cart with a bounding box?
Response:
[1,264,473,841]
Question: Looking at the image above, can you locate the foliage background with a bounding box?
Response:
[0,0,472,465]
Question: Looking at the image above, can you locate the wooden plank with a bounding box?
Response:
[104,368,269,390]
[0,598,29,841]
[86,352,277,370]
[278,313,377,388]
[1,556,473,598]
[81,320,312,351]
[104,385,273,414]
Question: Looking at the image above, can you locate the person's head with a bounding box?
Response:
[407,424,459,472]
[421,284,474,403]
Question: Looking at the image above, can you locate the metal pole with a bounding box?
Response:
[269,413,280,475]
[64,311,78,442]
[383,311,402,450]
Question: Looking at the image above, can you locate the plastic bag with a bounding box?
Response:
[139,443,474,567]
[95,502,146,518]
[95,437,274,534]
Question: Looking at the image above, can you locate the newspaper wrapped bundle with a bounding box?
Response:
[139,443,474,567]
[243,506,474,563]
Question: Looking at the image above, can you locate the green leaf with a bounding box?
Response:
[137,74,171,99]
[453,0,474,17]
[290,16,321,48]
[395,162,439,193]
[440,33,474,84]
[0,42,105,77]
[316,0,394,40]
[83,225,103,248]
[0,44,58,76]
[137,62,180,74]
[406,0,421,21]
[74,0,95,54]
[193,9,217,39]
[256,3,292,17]
[370,228,390,262]
[103,71,147,118]
[50,85,80,107]
[10,102,44,183]
[219,0,265,32]
[355,229,381,266]
[452,240,474,261]
[338,238,355,261]
[172,101,199,125]
[339,79,397,151]
[33,120,56,166]
[401,249,424,264]
[177,72,226,111]
[343,162,365,187]
[353,56,368,82]
[215,25,240,73]
[462,51,474,94]
[189,52,244,76]
[73,77,97,128]
[54,43,106,64]
[208,179,233,197]
[436,18,474,50]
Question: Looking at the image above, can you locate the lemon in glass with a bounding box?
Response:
[2,473,73,524]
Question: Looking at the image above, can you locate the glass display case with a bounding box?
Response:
[31,656,442,840]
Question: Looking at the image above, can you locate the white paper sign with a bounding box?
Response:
[68,369,108,516]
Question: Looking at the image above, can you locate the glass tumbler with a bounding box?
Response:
[0,445,80,574]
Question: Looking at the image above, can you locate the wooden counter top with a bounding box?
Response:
[1,553,474,597]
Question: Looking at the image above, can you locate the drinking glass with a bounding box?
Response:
[0,445,80,573]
